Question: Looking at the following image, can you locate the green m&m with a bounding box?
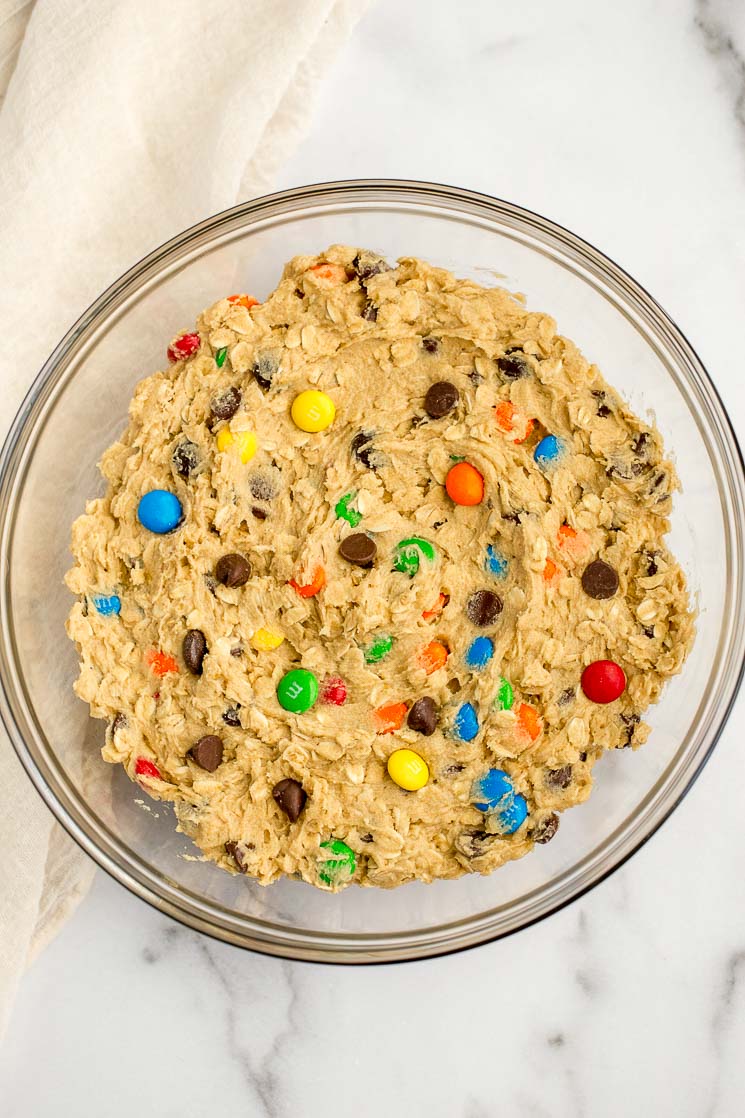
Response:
[319,839,356,886]
[392,537,437,577]
[277,668,319,713]
[494,676,514,711]
[335,491,362,528]
[364,633,393,663]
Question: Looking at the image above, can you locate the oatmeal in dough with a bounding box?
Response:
[66,245,695,891]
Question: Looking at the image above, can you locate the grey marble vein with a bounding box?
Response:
[695,0,745,128]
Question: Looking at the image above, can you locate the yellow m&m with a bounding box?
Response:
[251,628,285,651]
[387,748,429,791]
[291,390,336,433]
[216,427,257,463]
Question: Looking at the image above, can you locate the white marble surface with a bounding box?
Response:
[2,0,745,1114]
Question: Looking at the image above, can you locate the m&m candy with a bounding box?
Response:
[472,769,528,834]
[320,676,347,705]
[494,677,514,711]
[135,757,161,780]
[318,839,356,885]
[291,390,336,432]
[167,332,200,363]
[335,492,362,528]
[277,669,319,713]
[465,636,494,670]
[137,490,183,534]
[387,749,429,791]
[289,565,326,598]
[393,537,436,576]
[453,702,479,742]
[418,640,449,675]
[216,427,257,463]
[364,633,393,663]
[485,545,508,578]
[251,628,284,651]
[445,461,484,506]
[534,434,566,470]
[92,594,121,616]
[581,660,626,704]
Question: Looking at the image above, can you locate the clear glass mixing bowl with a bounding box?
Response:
[1,181,744,962]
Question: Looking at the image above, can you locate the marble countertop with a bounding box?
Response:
[2,0,745,1114]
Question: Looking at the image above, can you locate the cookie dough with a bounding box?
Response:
[66,245,695,890]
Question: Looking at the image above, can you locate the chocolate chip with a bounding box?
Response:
[546,765,572,790]
[230,646,243,658]
[222,706,241,727]
[533,813,559,844]
[215,553,252,587]
[189,735,223,772]
[581,559,619,600]
[172,439,199,478]
[210,387,241,421]
[597,403,611,418]
[111,713,127,736]
[272,777,307,822]
[351,430,377,468]
[454,828,495,859]
[497,353,530,379]
[422,336,440,354]
[182,629,207,675]
[225,841,248,872]
[252,351,279,390]
[353,250,391,281]
[411,414,426,428]
[502,510,522,524]
[621,712,640,747]
[424,381,459,419]
[642,624,655,638]
[361,299,378,322]
[446,678,462,694]
[443,762,465,774]
[468,370,484,385]
[360,833,374,843]
[632,432,652,458]
[558,687,575,706]
[646,553,659,575]
[249,470,279,501]
[466,590,503,626]
[204,574,217,596]
[251,506,267,520]
[407,696,438,736]
[339,532,377,568]
[579,751,588,762]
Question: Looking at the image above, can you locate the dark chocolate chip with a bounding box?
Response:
[361,299,378,322]
[353,250,391,281]
[546,765,572,790]
[502,510,522,524]
[497,353,530,379]
[360,833,374,843]
[422,336,440,354]
[424,381,459,419]
[251,506,267,520]
[111,713,127,736]
[172,439,200,479]
[454,828,496,859]
[407,696,438,736]
[222,706,241,727]
[351,430,377,468]
[252,351,279,390]
[225,841,248,872]
[432,519,446,530]
[443,762,465,774]
[182,629,207,675]
[579,751,588,762]
[411,414,426,428]
[533,813,559,844]
[642,624,655,638]
[230,646,243,658]
[468,370,484,385]
[597,403,611,418]
[272,777,307,822]
[558,687,576,706]
[466,590,503,626]
[446,678,462,694]
[646,553,659,575]
[215,553,252,587]
[632,432,652,457]
[249,471,279,501]
[581,559,619,600]
[339,532,377,568]
[189,735,223,772]
[210,387,242,421]
[621,712,641,747]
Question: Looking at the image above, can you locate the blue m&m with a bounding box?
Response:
[485,545,508,578]
[453,702,479,742]
[92,594,121,616]
[472,768,528,834]
[534,435,566,471]
[137,490,183,534]
[465,636,494,670]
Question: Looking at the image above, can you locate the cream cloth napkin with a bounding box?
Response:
[0,0,369,1039]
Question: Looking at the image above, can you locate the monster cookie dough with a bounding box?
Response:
[66,246,695,891]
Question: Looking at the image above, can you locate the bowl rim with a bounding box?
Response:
[1,177,744,963]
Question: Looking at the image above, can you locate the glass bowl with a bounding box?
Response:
[1,181,744,963]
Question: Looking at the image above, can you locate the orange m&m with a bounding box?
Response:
[445,462,484,506]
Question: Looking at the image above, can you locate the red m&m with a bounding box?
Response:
[581,660,626,704]
[167,332,201,363]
